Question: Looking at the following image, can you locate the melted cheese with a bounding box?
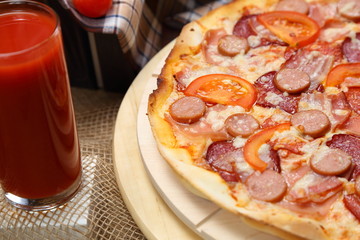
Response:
[204,105,245,131]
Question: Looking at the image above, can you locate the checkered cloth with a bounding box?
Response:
[58,0,231,68]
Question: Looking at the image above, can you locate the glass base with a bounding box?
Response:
[5,172,82,211]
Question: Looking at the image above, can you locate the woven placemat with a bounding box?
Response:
[0,88,146,240]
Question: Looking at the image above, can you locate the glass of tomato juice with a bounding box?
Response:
[0,1,82,211]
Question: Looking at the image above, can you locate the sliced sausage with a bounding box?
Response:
[254,71,300,114]
[338,0,360,20]
[218,35,249,57]
[225,113,259,137]
[355,176,360,196]
[169,96,206,124]
[342,32,360,63]
[245,169,287,202]
[291,110,331,138]
[274,68,310,94]
[275,0,309,14]
[310,147,352,176]
[326,134,360,180]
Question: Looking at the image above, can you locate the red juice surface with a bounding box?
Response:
[0,10,81,199]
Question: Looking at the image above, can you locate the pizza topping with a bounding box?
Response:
[319,20,351,43]
[342,32,360,63]
[326,134,360,180]
[245,169,287,202]
[233,14,257,38]
[225,113,259,137]
[308,2,338,28]
[205,141,254,182]
[217,35,249,57]
[243,123,291,171]
[287,170,343,203]
[169,96,206,124]
[343,194,360,221]
[184,74,257,110]
[284,46,335,91]
[355,176,360,196]
[338,0,360,20]
[275,0,309,14]
[298,92,351,129]
[325,63,360,88]
[310,147,352,176]
[291,110,331,138]
[345,87,360,114]
[274,68,310,94]
[205,141,241,182]
[202,28,227,64]
[341,115,360,136]
[254,71,300,114]
[257,11,320,47]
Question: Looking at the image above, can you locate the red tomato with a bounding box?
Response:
[243,123,291,172]
[183,74,257,110]
[73,0,112,18]
[257,11,320,47]
[325,63,360,87]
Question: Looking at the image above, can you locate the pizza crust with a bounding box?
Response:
[148,0,360,239]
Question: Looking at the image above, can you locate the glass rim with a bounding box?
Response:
[0,0,60,58]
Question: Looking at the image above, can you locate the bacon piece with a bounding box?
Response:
[308,2,338,28]
[298,92,351,130]
[165,104,232,141]
[341,115,360,136]
[283,45,335,91]
[307,176,343,202]
[326,134,360,180]
[342,32,360,63]
[319,20,350,43]
[254,71,300,114]
[278,194,339,217]
[202,28,227,65]
[343,194,360,221]
[287,171,343,203]
[345,87,360,114]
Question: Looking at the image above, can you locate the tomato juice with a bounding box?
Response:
[0,1,81,205]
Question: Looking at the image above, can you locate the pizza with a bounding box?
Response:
[147,0,360,239]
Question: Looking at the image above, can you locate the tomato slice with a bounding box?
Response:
[183,74,257,110]
[257,11,320,47]
[325,63,360,87]
[243,123,291,172]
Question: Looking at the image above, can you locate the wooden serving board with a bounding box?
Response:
[114,40,281,240]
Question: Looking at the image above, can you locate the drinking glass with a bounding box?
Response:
[0,0,82,211]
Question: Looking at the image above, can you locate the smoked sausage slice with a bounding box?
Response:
[275,0,309,14]
[274,68,310,94]
[338,0,360,20]
[245,169,287,202]
[310,147,352,176]
[225,113,259,137]
[218,35,249,57]
[169,96,206,124]
[291,110,331,138]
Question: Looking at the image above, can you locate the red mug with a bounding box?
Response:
[0,0,82,211]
